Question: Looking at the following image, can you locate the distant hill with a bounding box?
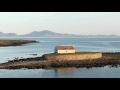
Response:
[0,32,17,37]
[0,32,4,36]
[0,30,119,37]
[20,30,80,37]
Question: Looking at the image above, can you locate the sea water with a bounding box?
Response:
[0,37,120,78]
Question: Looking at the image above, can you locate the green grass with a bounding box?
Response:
[43,52,101,56]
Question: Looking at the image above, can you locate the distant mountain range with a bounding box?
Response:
[0,30,119,37]
[0,32,17,37]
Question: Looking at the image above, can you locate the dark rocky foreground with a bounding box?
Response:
[0,52,120,69]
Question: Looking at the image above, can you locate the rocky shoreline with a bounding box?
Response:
[0,40,39,46]
[0,52,120,69]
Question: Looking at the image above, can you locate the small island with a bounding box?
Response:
[0,52,120,69]
[0,39,38,46]
[0,45,120,69]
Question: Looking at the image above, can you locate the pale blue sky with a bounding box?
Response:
[0,12,120,35]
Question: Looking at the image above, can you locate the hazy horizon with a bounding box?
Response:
[0,30,119,36]
[0,12,120,35]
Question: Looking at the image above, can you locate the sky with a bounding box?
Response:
[0,12,120,35]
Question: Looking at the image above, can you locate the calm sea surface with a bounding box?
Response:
[0,37,120,78]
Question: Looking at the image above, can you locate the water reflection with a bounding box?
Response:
[1,66,120,78]
[54,67,75,78]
